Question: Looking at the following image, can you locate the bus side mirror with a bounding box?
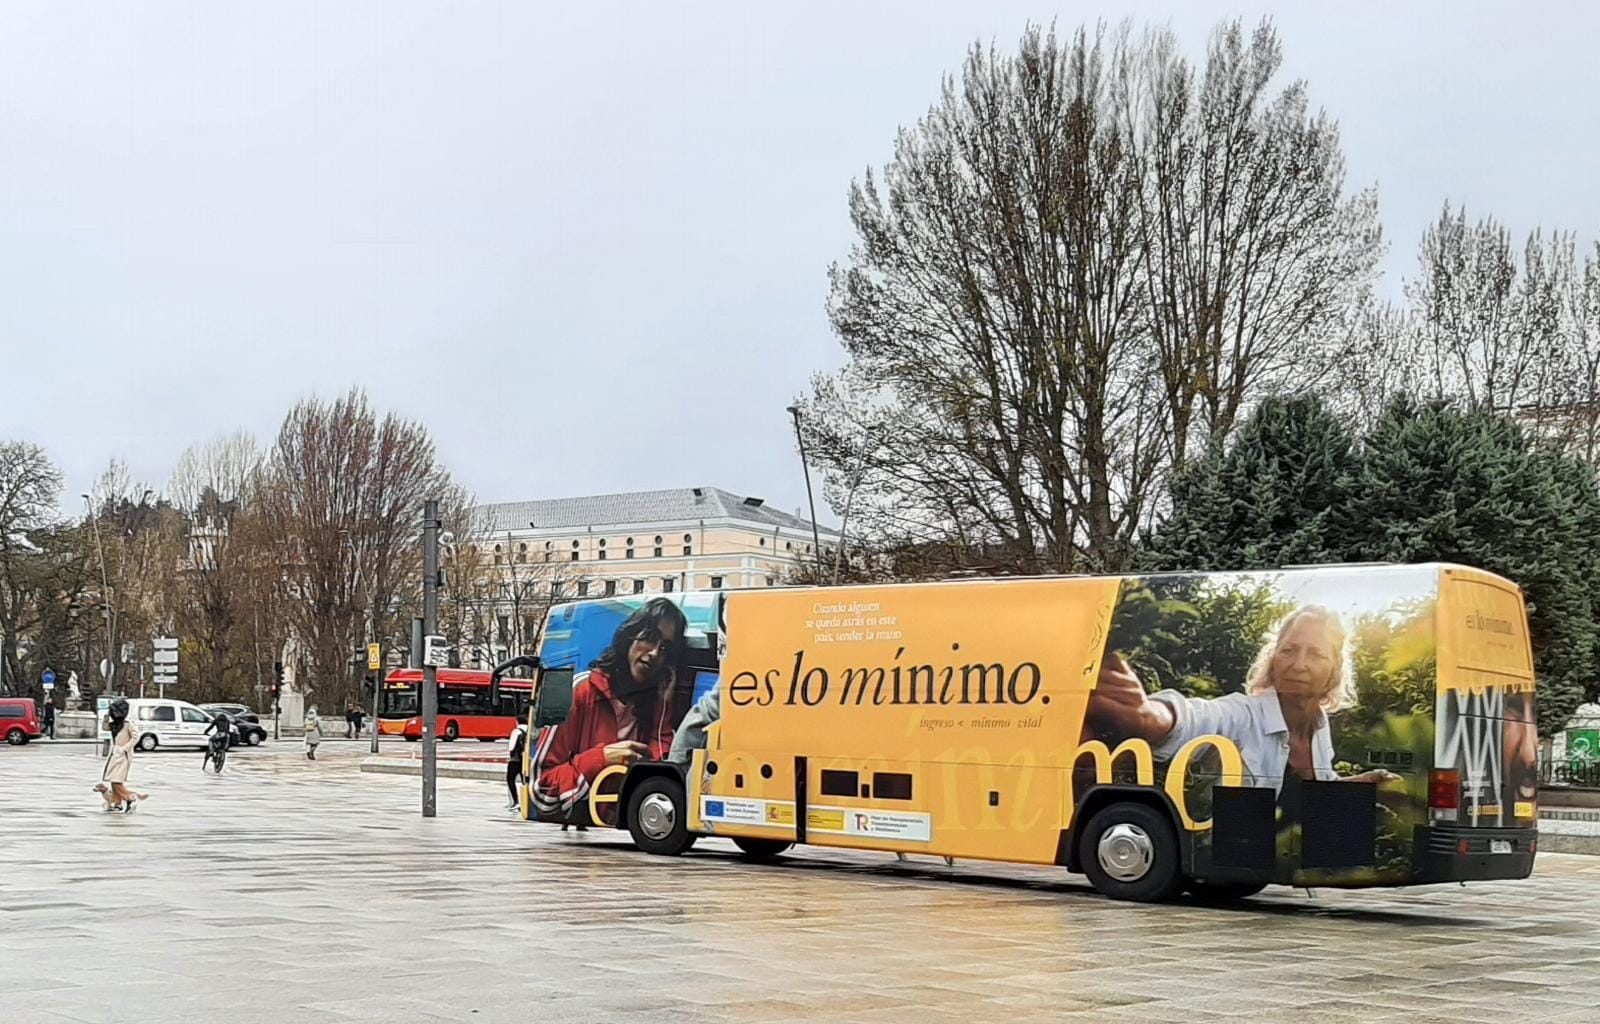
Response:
[533,667,574,728]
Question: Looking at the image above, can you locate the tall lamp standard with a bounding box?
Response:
[785,405,825,576]
[81,494,114,690]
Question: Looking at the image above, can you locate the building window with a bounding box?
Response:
[497,615,510,643]
[632,578,645,594]
[544,541,554,562]
[597,538,607,561]
[653,535,663,557]
[604,579,617,596]
[493,544,503,566]
[551,580,563,598]
[577,581,590,597]
[786,542,793,551]
[766,576,776,587]
[710,575,723,589]
[625,537,635,559]
[759,537,766,546]
[663,577,675,592]
[683,532,693,557]
[516,543,527,564]
[571,540,580,562]
[499,582,510,599]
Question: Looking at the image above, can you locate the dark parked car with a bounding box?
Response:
[199,705,267,747]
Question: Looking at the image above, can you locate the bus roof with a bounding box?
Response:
[382,668,532,688]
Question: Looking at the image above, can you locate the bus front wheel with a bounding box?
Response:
[626,776,696,856]
[1079,801,1182,903]
[732,837,792,862]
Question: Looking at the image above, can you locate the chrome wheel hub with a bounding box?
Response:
[1097,822,1154,882]
[638,792,677,841]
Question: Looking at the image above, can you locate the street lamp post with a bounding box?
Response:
[786,405,825,576]
[81,495,115,691]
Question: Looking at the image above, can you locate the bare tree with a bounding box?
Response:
[161,434,265,702]
[807,19,1379,574]
[259,389,455,708]
[0,443,71,695]
[1131,20,1381,465]
[438,518,589,669]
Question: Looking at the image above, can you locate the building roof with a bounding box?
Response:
[474,487,838,538]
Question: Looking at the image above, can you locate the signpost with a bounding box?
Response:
[366,642,382,754]
[421,499,441,819]
[41,668,56,691]
[153,636,178,697]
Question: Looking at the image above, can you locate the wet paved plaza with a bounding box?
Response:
[4,741,1600,1024]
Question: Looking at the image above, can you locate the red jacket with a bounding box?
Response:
[530,667,676,818]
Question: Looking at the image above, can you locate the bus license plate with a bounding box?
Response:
[1490,840,1513,854]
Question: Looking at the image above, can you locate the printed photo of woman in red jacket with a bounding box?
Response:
[531,598,689,824]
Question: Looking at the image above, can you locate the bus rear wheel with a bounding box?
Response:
[1186,879,1268,903]
[1079,801,1183,903]
[732,837,792,861]
[626,776,696,856]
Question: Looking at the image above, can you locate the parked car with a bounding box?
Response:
[0,698,43,745]
[200,707,267,747]
[125,698,220,751]
[200,702,260,724]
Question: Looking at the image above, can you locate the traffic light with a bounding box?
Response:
[271,661,284,699]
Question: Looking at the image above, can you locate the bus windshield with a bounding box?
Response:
[380,683,418,718]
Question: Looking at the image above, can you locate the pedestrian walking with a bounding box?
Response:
[352,703,365,738]
[41,700,55,740]
[505,721,527,812]
[344,701,356,739]
[93,699,148,812]
[304,706,322,761]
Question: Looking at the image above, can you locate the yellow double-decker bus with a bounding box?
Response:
[517,563,1538,901]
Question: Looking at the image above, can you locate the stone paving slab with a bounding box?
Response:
[4,742,1600,1023]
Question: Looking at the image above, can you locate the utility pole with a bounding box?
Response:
[786,405,825,575]
[421,498,440,818]
[81,494,115,690]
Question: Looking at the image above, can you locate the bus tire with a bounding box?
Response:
[626,775,695,856]
[732,837,792,861]
[1186,879,1268,903]
[443,720,459,741]
[1079,801,1182,903]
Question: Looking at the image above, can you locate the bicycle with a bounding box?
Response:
[202,733,229,774]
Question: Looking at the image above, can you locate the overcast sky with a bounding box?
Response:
[3,1,1597,523]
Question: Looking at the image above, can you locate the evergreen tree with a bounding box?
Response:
[1145,393,1600,735]
[1339,399,1600,734]
[1142,395,1357,571]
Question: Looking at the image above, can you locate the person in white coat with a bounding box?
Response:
[303,706,322,761]
[1087,605,1396,791]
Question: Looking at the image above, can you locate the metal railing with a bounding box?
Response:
[1539,758,1600,789]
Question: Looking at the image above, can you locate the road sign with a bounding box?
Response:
[41,669,55,687]
[1569,728,1600,763]
[421,635,450,668]
[367,643,382,671]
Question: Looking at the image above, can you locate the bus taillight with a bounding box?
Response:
[1429,769,1461,822]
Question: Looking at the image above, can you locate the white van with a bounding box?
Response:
[126,699,218,751]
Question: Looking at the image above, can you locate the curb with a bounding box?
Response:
[360,757,504,781]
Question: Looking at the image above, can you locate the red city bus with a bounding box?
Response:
[378,668,534,742]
